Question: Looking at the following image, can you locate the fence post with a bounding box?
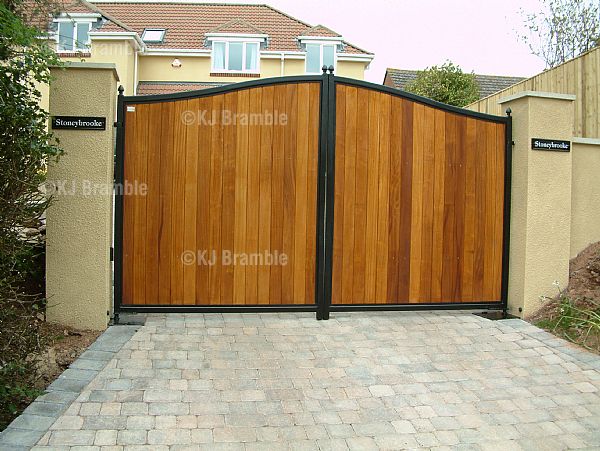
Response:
[498,92,575,318]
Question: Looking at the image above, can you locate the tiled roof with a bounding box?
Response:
[302,25,341,37]
[207,19,266,35]
[137,81,228,95]
[71,2,372,54]
[384,68,526,99]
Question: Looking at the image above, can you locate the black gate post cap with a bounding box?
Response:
[322,65,328,74]
[506,107,512,117]
[327,65,334,74]
[118,85,124,95]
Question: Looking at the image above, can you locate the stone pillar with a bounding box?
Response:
[46,62,119,330]
[499,92,575,318]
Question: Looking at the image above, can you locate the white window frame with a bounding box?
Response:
[209,38,262,74]
[304,41,337,74]
[54,18,94,53]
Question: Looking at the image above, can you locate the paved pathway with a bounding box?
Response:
[15,313,600,449]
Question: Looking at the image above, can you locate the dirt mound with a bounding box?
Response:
[530,241,600,352]
[564,241,600,306]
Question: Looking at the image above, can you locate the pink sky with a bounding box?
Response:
[94,0,548,83]
[238,0,547,83]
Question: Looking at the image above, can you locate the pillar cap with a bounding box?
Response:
[499,91,575,104]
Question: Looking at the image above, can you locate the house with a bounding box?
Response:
[46,1,374,95]
[466,46,600,138]
[383,68,525,99]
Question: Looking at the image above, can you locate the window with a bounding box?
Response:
[142,29,166,43]
[305,43,336,74]
[57,21,90,51]
[212,41,259,73]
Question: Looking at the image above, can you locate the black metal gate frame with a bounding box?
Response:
[113,67,512,321]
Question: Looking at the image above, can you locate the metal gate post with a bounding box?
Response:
[113,85,126,324]
[315,66,336,320]
[500,108,513,318]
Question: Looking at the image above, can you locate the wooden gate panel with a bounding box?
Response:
[331,83,506,305]
[122,82,320,306]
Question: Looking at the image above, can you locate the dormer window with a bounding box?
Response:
[142,29,166,43]
[55,20,91,52]
[211,40,259,73]
[305,43,335,74]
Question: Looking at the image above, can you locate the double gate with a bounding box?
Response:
[114,71,511,319]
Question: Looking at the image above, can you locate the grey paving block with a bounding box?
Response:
[0,427,45,447]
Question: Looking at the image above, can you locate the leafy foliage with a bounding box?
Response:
[404,61,480,107]
[0,0,62,430]
[519,0,600,68]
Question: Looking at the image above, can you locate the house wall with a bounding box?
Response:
[571,138,600,258]
[137,55,281,82]
[137,54,368,82]
[336,61,366,80]
[466,47,600,138]
[61,39,136,95]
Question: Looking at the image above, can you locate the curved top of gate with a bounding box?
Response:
[333,76,510,124]
[120,75,324,104]
[120,73,510,124]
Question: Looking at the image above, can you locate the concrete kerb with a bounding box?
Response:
[0,326,138,450]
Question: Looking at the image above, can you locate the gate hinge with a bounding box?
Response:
[114,121,122,128]
[110,247,114,261]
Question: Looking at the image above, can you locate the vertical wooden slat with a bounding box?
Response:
[493,124,506,299]
[170,100,188,304]
[294,83,309,304]
[419,106,436,301]
[472,120,487,300]
[270,86,285,304]
[364,90,381,301]
[341,86,357,303]
[483,122,496,300]
[332,85,346,304]
[195,97,210,304]
[122,106,137,304]
[233,89,249,305]
[257,87,273,303]
[304,83,319,304]
[132,104,148,304]
[221,92,237,304]
[409,103,424,302]
[397,100,413,302]
[453,116,467,301]
[430,109,446,302]
[183,98,199,305]
[352,88,369,303]
[386,97,403,302]
[245,88,262,305]
[157,101,174,304]
[462,118,477,302]
[208,94,224,305]
[441,113,457,302]
[282,84,297,304]
[145,103,162,304]
[375,94,391,303]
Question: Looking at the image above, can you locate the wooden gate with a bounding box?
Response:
[114,72,511,319]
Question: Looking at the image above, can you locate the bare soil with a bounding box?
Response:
[530,241,600,352]
[34,323,101,389]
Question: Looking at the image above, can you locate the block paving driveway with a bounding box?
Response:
[31,313,600,450]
